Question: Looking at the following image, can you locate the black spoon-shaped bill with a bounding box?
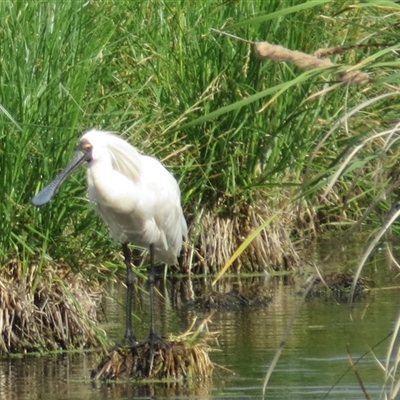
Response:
[32,150,87,207]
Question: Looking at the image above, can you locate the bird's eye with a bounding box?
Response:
[79,139,93,153]
[82,142,92,151]
[78,139,93,162]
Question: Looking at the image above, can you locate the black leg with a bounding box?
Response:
[122,243,136,346]
[147,244,157,373]
[148,243,156,339]
[136,244,169,376]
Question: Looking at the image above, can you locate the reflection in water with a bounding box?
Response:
[0,352,213,399]
[1,272,400,400]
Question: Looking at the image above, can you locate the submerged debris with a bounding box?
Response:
[184,275,273,310]
[306,272,369,301]
[190,288,272,310]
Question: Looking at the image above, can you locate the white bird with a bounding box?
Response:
[32,128,187,352]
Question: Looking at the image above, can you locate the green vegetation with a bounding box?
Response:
[1,0,400,354]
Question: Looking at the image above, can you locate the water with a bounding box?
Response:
[1,269,399,400]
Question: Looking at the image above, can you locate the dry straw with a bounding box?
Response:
[92,315,217,380]
[255,42,369,84]
[0,261,102,353]
[181,200,302,275]
[211,28,370,85]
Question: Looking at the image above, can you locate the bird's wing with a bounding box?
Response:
[139,156,187,251]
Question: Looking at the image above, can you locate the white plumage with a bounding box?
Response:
[82,129,187,264]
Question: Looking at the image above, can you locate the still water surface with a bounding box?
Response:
[1,267,400,399]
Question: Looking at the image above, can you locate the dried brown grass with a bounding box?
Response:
[0,261,103,354]
[181,198,306,274]
[255,41,370,85]
[91,340,214,381]
[92,317,216,381]
[211,29,371,85]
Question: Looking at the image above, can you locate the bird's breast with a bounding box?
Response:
[87,168,139,214]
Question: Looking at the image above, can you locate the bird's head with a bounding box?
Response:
[78,129,117,165]
[32,129,100,206]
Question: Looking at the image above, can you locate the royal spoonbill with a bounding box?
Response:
[32,129,188,348]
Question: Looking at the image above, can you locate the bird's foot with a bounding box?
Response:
[108,333,137,352]
[135,332,170,376]
[137,331,170,348]
[124,332,137,348]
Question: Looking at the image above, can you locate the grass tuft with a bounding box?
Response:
[0,261,107,353]
[91,316,216,381]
